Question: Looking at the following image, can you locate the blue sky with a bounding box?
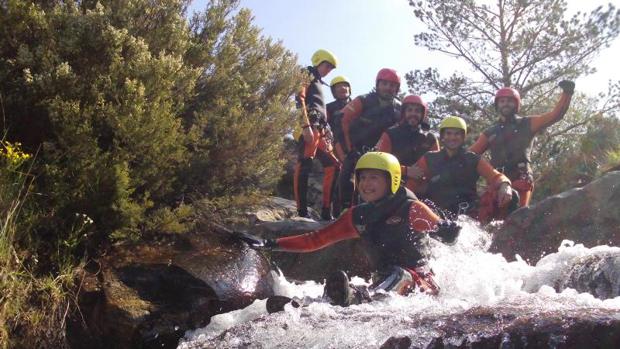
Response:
[189,0,620,103]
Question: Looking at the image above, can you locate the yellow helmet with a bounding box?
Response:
[330,75,350,87]
[355,152,401,194]
[439,116,467,135]
[311,49,338,68]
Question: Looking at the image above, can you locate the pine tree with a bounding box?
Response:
[407,0,620,196]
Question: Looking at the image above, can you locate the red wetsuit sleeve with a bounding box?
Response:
[375,132,392,153]
[342,97,364,151]
[529,92,572,133]
[469,133,489,154]
[477,158,510,189]
[275,209,360,252]
[409,201,441,232]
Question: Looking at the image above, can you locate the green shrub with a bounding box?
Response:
[1,1,302,345]
[0,0,300,250]
[0,141,76,348]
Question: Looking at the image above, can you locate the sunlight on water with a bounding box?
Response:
[179,218,620,348]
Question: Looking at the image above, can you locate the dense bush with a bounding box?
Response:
[0,1,301,346]
[0,0,300,248]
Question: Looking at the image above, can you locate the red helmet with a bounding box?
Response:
[402,95,427,116]
[495,87,521,112]
[401,95,430,130]
[375,68,401,88]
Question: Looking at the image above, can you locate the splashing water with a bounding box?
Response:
[179,218,620,348]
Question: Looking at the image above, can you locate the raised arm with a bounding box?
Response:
[529,91,573,133]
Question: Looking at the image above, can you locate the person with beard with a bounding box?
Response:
[294,49,340,220]
[235,152,461,307]
[408,116,518,223]
[338,68,402,209]
[469,81,575,206]
[376,95,439,192]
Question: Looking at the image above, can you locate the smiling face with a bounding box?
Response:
[332,82,351,100]
[440,128,465,151]
[376,80,399,99]
[403,103,425,127]
[496,96,517,118]
[357,169,390,203]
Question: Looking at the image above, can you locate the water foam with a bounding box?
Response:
[179,218,620,348]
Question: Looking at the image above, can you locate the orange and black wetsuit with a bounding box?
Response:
[409,147,512,222]
[469,92,572,206]
[325,97,351,216]
[326,97,351,163]
[376,125,439,191]
[275,187,441,296]
[294,66,340,218]
[338,93,400,209]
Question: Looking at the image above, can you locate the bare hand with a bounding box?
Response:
[406,165,425,180]
[497,183,513,207]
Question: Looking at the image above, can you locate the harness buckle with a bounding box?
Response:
[457,202,470,215]
[360,145,376,154]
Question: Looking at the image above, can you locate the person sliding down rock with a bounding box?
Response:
[236,152,461,307]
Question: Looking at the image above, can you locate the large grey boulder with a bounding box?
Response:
[491,171,620,263]
[559,251,620,300]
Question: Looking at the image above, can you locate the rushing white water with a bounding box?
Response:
[179,218,620,348]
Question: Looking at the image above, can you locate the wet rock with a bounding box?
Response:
[184,303,620,348]
[381,336,413,349]
[381,307,620,349]
[429,306,620,349]
[245,196,319,224]
[559,252,620,300]
[265,295,300,314]
[68,231,273,349]
[491,171,620,263]
[252,218,327,236]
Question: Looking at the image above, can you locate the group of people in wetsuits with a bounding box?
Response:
[241,49,575,307]
[293,49,574,223]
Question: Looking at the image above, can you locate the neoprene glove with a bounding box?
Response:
[558,80,575,95]
[232,231,279,250]
[429,220,461,245]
